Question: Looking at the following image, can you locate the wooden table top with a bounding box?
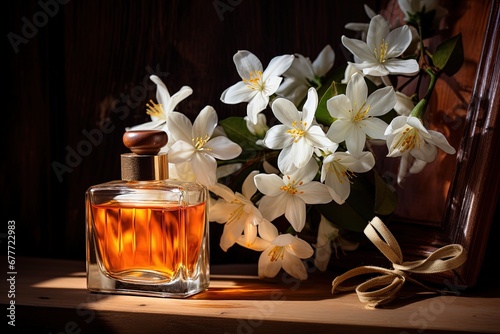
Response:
[1,256,499,333]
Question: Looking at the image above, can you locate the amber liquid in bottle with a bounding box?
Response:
[91,201,206,282]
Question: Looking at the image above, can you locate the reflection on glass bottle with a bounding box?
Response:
[86,130,209,297]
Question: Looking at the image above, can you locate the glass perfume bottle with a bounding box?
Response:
[86,130,209,297]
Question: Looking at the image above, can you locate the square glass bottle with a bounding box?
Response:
[86,130,209,298]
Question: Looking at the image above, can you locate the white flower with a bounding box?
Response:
[263,88,335,175]
[326,72,396,156]
[244,113,269,138]
[275,45,335,106]
[238,219,314,280]
[167,106,242,186]
[321,150,375,204]
[127,75,193,136]
[314,215,359,272]
[254,159,332,232]
[341,15,419,76]
[220,50,294,124]
[209,171,262,251]
[385,115,456,162]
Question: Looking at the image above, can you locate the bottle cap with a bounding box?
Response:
[120,130,169,181]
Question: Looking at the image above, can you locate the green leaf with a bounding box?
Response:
[316,201,369,232]
[219,117,264,151]
[316,81,346,126]
[432,33,464,76]
[317,174,375,232]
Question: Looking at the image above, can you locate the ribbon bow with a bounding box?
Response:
[331,216,467,308]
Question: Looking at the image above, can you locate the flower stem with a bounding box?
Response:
[410,68,437,119]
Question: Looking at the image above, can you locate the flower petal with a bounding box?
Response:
[362,117,389,140]
[190,152,218,186]
[262,54,294,79]
[234,50,263,79]
[168,140,196,163]
[297,182,332,205]
[205,136,242,160]
[281,252,308,280]
[242,170,259,199]
[246,92,269,124]
[168,112,193,143]
[271,98,300,127]
[385,25,412,58]
[289,237,315,258]
[258,247,282,278]
[341,36,375,63]
[312,44,335,77]
[284,195,306,231]
[366,15,390,52]
[164,86,193,114]
[428,130,456,154]
[258,219,279,242]
[366,86,396,116]
[346,73,368,110]
[221,81,255,104]
[302,88,318,126]
[258,193,288,223]
[277,145,298,175]
[345,126,367,156]
[254,173,285,197]
[263,124,293,150]
[383,58,420,76]
[209,201,237,223]
[193,106,217,140]
[327,94,352,119]
[306,125,335,148]
[290,140,313,170]
[326,119,354,144]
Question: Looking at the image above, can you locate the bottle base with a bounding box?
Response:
[87,264,209,298]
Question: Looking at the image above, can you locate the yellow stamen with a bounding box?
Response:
[243,70,264,91]
[374,39,389,63]
[329,160,356,184]
[352,101,371,124]
[146,99,165,118]
[192,134,212,151]
[280,176,304,195]
[286,120,307,142]
[227,201,244,225]
[393,126,421,152]
[268,246,285,262]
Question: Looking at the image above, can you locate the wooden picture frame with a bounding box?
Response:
[328,0,499,288]
[388,0,499,287]
[434,0,500,287]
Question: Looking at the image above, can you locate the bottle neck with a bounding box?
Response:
[120,153,168,181]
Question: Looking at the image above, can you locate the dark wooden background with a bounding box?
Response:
[4,0,498,279]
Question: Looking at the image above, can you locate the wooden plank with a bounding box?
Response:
[1,257,499,333]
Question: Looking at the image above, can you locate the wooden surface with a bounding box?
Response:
[1,256,499,333]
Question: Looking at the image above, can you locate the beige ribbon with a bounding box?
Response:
[331,216,467,308]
